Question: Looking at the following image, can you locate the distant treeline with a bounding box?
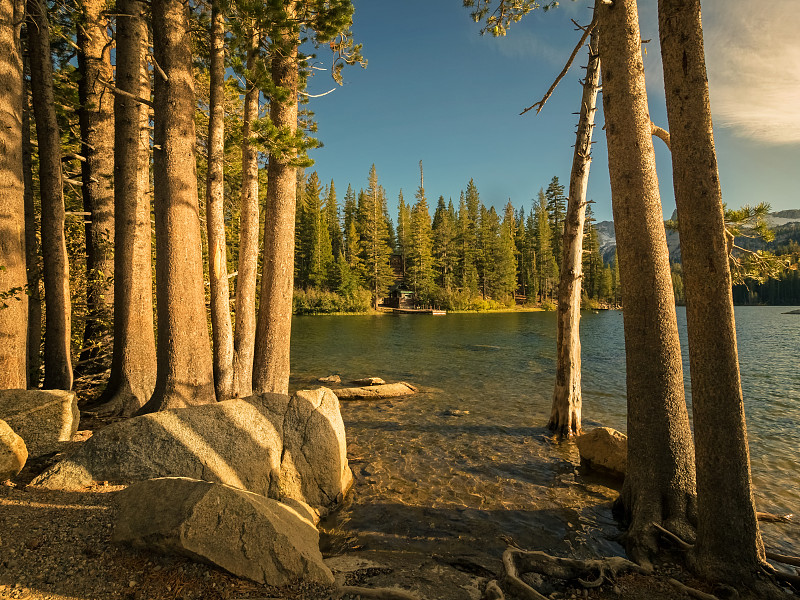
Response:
[291,167,620,313]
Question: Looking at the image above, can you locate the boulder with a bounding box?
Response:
[278,388,353,509]
[575,427,627,478]
[31,390,352,513]
[350,377,385,386]
[113,477,334,586]
[0,419,27,480]
[318,375,341,384]
[0,389,79,457]
[336,382,417,400]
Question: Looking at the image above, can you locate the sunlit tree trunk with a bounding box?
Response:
[0,0,28,389]
[549,22,600,437]
[28,0,72,390]
[94,0,156,416]
[22,46,41,388]
[253,6,299,395]
[77,0,115,368]
[139,0,215,412]
[659,0,765,584]
[598,0,696,569]
[233,28,260,399]
[206,0,234,401]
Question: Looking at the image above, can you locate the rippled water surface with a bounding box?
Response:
[289,307,800,563]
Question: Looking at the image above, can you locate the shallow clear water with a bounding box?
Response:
[289,307,800,562]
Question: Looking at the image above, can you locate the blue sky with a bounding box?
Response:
[303,0,800,223]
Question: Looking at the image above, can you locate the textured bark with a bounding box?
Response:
[77,0,115,367]
[28,0,72,390]
[598,0,696,568]
[253,13,299,396]
[22,48,41,387]
[94,0,155,416]
[205,0,234,401]
[659,0,765,583]
[0,0,28,389]
[138,0,215,413]
[233,30,260,399]
[549,23,600,437]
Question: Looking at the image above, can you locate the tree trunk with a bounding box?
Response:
[598,0,696,569]
[22,44,41,388]
[77,0,115,370]
[0,0,28,389]
[549,21,600,437]
[138,0,215,413]
[93,0,156,416]
[28,0,72,390]
[205,0,234,401]
[233,29,260,399]
[658,0,765,584]
[253,11,299,395]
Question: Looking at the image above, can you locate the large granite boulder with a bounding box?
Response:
[0,419,27,480]
[575,427,627,478]
[32,389,352,513]
[0,389,79,457]
[113,477,334,586]
[336,382,417,400]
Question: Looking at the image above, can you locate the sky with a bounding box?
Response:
[302,0,800,223]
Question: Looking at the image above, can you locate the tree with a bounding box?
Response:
[534,189,557,301]
[299,172,333,288]
[495,202,518,300]
[77,0,115,368]
[408,162,434,298]
[0,0,27,389]
[233,25,261,399]
[359,165,393,308]
[205,0,235,401]
[253,0,358,394]
[94,0,156,416]
[598,0,696,566]
[397,190,411,280]
[462,179,480,296]
[582,206,603,300]
[28,0,72,390]
[432,197,457,291]
[659,0,765,584]
[545,175,567,271]
[140,0,215,412]
[549,20,600,436]
[326,180,343,260]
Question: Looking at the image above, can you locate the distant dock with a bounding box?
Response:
[391,308,446,315]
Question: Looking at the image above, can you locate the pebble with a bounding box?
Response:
[128,581,137,588]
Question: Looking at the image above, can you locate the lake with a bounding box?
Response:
[289,307,800,567]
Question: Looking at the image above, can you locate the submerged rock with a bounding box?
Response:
[32,389,352,513]
[113,477,334,586]
[350,377,386,386]
[318,375,342,384]
[336,382,417,400]
[0,389,79,457]
[575,427,627,478]
[0,419,27,480]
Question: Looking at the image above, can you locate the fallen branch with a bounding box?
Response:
[668,578,720,600]
[335,585,419,600]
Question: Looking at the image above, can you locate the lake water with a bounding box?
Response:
[289,307,800,568]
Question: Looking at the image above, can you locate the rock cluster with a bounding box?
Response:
[0,389,79,457]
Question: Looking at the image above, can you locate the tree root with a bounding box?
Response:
[335,584,419,599]
[756,512,793,524]
[483,579,505,599]
[668,577,720,600]
[501,547,646,600]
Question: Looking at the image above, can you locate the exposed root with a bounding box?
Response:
[765,551,800,568]
[335,584,419,599]
[757,512,793,524]
[501,547,645,600]
[483,579,505,599]
[668,577,720,600]
[653,522,693,551]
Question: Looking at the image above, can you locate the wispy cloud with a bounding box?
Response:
[703,0,800,145]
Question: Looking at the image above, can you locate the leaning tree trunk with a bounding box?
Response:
[205,0,234,401]
[549,22,600,437]
[28,0,72,390]
[22,45,41,388]
[93,0,156,416]
[77,0,115,370]
[659,0,765,584]
[598,0,696,569]
[233,29,260,399]
[0,0,28,389]
[253,13,299,395]
[138,0,215,413]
